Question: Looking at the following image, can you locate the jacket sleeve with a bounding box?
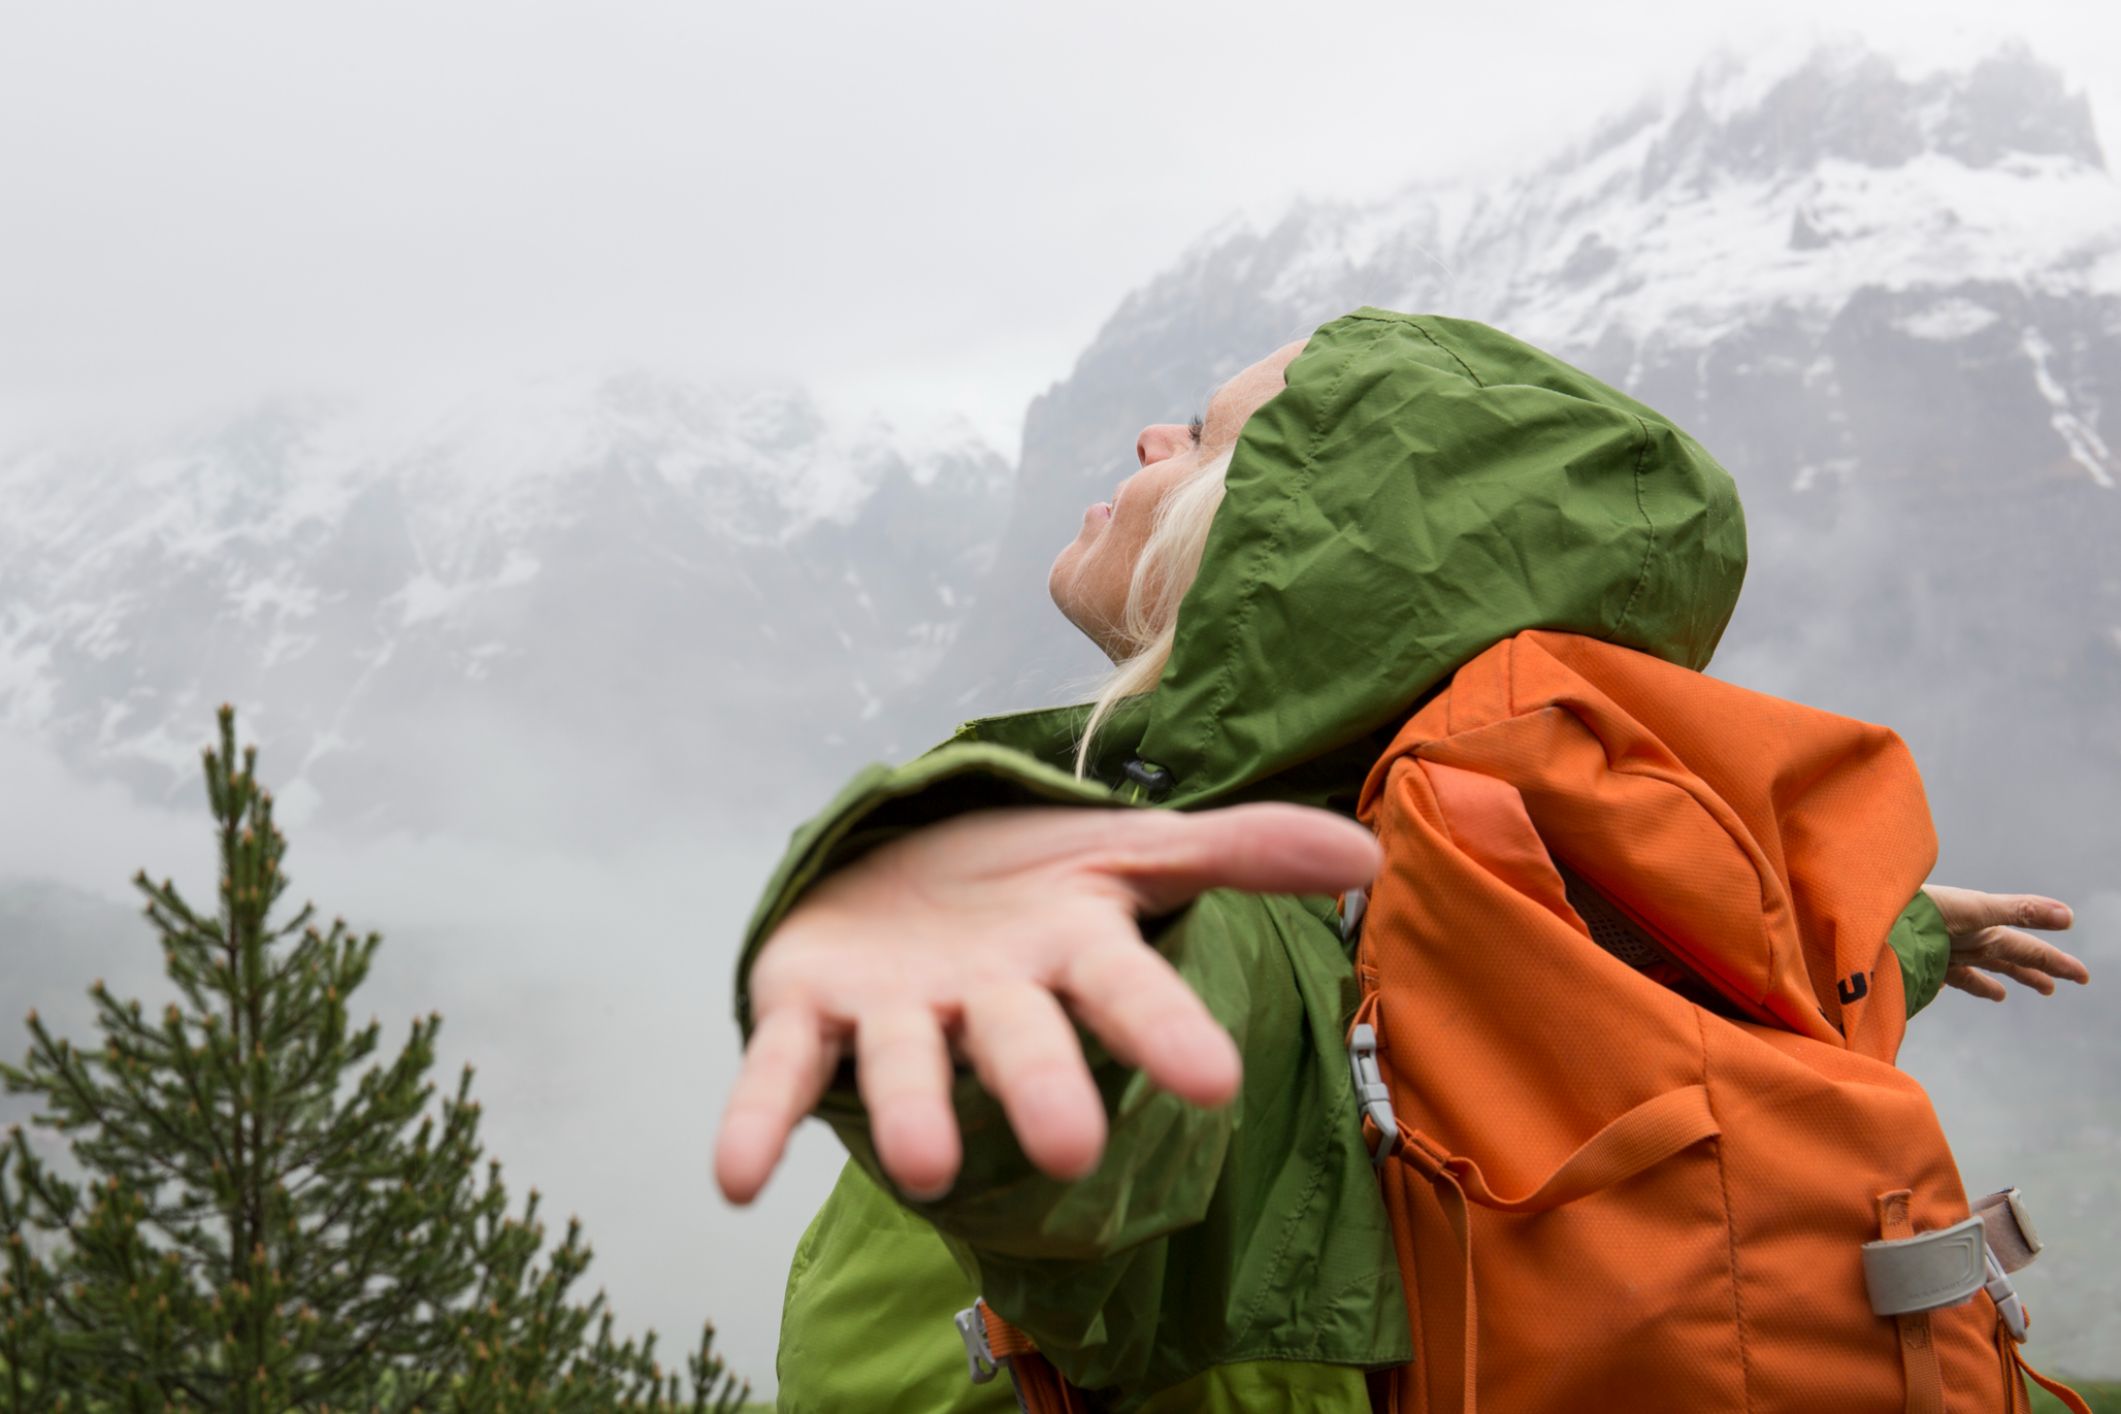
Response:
[731,738,1269,1260]
[734,741,1130,1036]
[1890,888,1952,1018]
[732,746,1411,1390]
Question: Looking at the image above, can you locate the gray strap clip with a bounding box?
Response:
[1974,1187,2043,1274]
[1983,1243,2030,1342]
[1974,1187,2043,1341]
[1340,886,1368,944]
[1347,1022,1399,1167]
[952,1303,998,1384]
[1862,1189,2047,1343]
[1862,1214,1988,1317]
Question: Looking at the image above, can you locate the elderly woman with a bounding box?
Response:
[714,309,2087,1411]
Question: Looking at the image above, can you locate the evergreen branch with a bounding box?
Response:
[3,706,753,1407]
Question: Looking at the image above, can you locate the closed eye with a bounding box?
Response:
[1188,414,1205,446]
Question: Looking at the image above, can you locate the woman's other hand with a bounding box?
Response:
[1923,883,2092,1002]
[714,803,1380,1205]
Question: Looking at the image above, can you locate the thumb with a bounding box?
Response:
[1099,802,1381,913]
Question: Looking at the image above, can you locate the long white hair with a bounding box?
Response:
[1073,446,1235,777]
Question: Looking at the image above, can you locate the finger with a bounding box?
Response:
[1925,885,2073,935]
[856,1006,962,1201]
[1099,803,1382,914]
[960,983,1107,1181]
[1061,932,1242,1108]
[1968,926,2092,986]
[1992,961,2058,996]
[1945,964,2007,1003]
[715,1008,838,1204]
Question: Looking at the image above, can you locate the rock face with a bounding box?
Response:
[0,373,1009,842]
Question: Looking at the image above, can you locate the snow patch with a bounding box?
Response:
[1793,457,1859,493]
[109,716,217,779]
[230,575,320,623]
[395,573,463,627]
[2021,328,2115,489]
[262,629,318,669]
[853,678,884,723]
[1899,298,2000,341]
[461,642,513,682]
[393,549,542,628]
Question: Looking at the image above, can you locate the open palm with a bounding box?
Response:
[715,802,1381,1204]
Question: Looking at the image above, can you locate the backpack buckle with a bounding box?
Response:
[1348,1023,1399,1167]
[1340,886,1368,944]
[1862,1215,1987,1316]
[953,1302,999,1384]
[1973,1187,2042,1341]
[1974,1187,2042,1272]
[1984,1244,2030,1342]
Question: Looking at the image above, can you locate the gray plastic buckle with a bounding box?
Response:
[1974,1187,2043,1274]
[1984,1244,2030,1342]
[953,1303,999,1384]
[1861,1215,1987,1316]
[1340,886,1368,944]
[2001,1188,2042,1259]
[1347,1023,1399,1167]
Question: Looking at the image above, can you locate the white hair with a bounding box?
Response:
[1073,446,1235,778]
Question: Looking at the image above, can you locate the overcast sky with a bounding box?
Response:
[4,0,2119,457]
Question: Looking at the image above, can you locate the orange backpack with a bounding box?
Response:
[1347,630,2083,1414]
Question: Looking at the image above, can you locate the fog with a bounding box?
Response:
[4,1,2119,1399]
[4,1,2118,453]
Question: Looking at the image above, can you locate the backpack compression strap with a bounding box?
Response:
[1366,1081,1724,1414]
[1863,1188,2091,1414]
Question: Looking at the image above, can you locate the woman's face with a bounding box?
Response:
[1049,338,1308,658]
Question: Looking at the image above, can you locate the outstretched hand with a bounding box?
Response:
[1923,883,2091,1002]
[714,803,1381,1205]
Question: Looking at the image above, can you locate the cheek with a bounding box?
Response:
[1084,514,1149,612]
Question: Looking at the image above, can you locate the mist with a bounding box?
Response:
[5,1,2120,1397]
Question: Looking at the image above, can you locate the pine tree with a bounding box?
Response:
[0,706,750,1411]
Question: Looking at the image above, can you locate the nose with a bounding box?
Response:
[1136,422,1191,467]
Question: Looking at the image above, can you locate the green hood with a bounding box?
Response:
[1133,307,1748,808]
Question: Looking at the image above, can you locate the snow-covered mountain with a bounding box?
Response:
[0,373,1009,842]
[949,41,2121,871]
[5,39,2112,871]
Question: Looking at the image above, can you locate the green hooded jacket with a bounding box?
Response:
[734,309,1955,1411]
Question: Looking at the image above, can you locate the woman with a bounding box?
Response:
[715,309,2088,1411]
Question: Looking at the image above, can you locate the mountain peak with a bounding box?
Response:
[1650,39,2104,194]
[1448,39,2121,357]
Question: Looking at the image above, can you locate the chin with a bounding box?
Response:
[1047,544,1081,616]
[1049,540,1131,660]
[1048,554,1107,651]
